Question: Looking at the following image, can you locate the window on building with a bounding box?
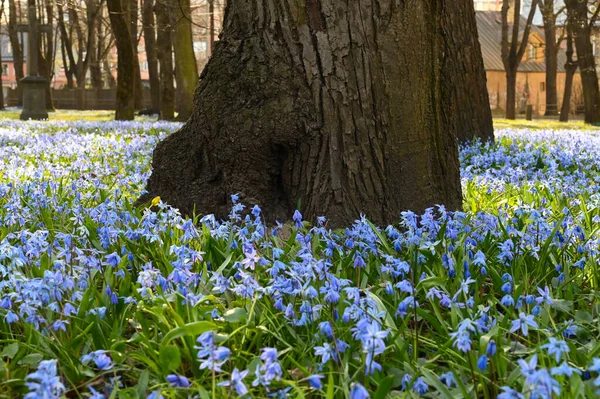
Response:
[2,64,8,76]
[540,82,546,92]
[528,45,537,60]
[6,43,11,55]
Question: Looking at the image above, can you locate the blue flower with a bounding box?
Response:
[510,313,538,337]
[497,386,524,399]
[306,374,323,389]
[540,337,570,363]
[486,340,497,356]
[350,382,370,399]
[551,362,581,377]
[477,354,487,371]
[439,371,456,388]
[166,374,190,388]
[24,360,65,399]
[81,350,113,370]
[218,368,249,397]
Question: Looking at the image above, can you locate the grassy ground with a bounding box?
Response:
[1,107,597,130]
[0,108,156,121]
[493,117,600,131]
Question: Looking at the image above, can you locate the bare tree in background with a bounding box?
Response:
[560,21,578,122]
[565,0,600,123]
[107,0,135,119]
[501,0,538,120]
[155,0,174,120]
[539,0,566,116]
[8,0,23,105]
[0,0,5,109]
[142,0,159,112]
[172,0,198,120]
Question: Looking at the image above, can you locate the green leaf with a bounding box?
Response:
[159,345,181,372]
[1,343,18,359]
[17,354,44,366]
[160,321,216,347]
[575,310,593,323]
[551,299,573,313]
[327,372,335,399]
[223,308,248,324]
[136,369,150,398]
[373,376,395,399]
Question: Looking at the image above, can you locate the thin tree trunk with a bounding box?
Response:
[207,0,214,56]
[142,0,465,227]
[0,0,5,109]
[104,59,117,88]
[129,0,143,109]
[142,0,159,112]
[560,22,577,122]
[39,0,55,110]
[172,0,197,120]
[501,0,538,120]
[91,17,106,89]
[506,68,518,119]
[441,0,494,142]
[155,0,174,120]
[57,4,76,89]
[8,0,23,105]
[542,2,558,116]
[566,0,600,124]
[107,0,135,120]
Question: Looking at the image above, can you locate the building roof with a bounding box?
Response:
[476,11,568,73]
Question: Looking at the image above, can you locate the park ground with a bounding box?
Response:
[3,114,600,398]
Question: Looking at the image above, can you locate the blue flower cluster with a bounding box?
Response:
[3,123,600,398]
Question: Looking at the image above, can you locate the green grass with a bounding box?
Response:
[0,109,156,122]
[493,118,600,131]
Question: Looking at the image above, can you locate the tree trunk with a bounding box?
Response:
[441,0,494,142]
[142,0,160,113]
[501,0,537,120]
[566,0,600,124]
[560,23,577,122]
[104,59,117,89]
[8,0,23,105]
[155,0,174,120]
[172,0,198,120]
[130,0,143,109]
[57,4,76,89]
[107,0,136,120]
[506,68,517,119]
[39,0,55,111]
[543,15,558,116]
[0,0,5,109]
[207,0,214,56]
[142,0,464,227]
[91,18,106,89]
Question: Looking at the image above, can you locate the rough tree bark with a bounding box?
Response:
[142,0,160,112]
[8,0,23,105]
[441,0,494,142]
[501,0,537,120]
[540,0,560,116]
[565,0,600,124]
[172,0,198,120]
[155,0,174,120]
[560,22,577,122]
[107,0,135,120]
[141,0,470,227]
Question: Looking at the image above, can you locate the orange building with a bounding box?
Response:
[476,11,583,116]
